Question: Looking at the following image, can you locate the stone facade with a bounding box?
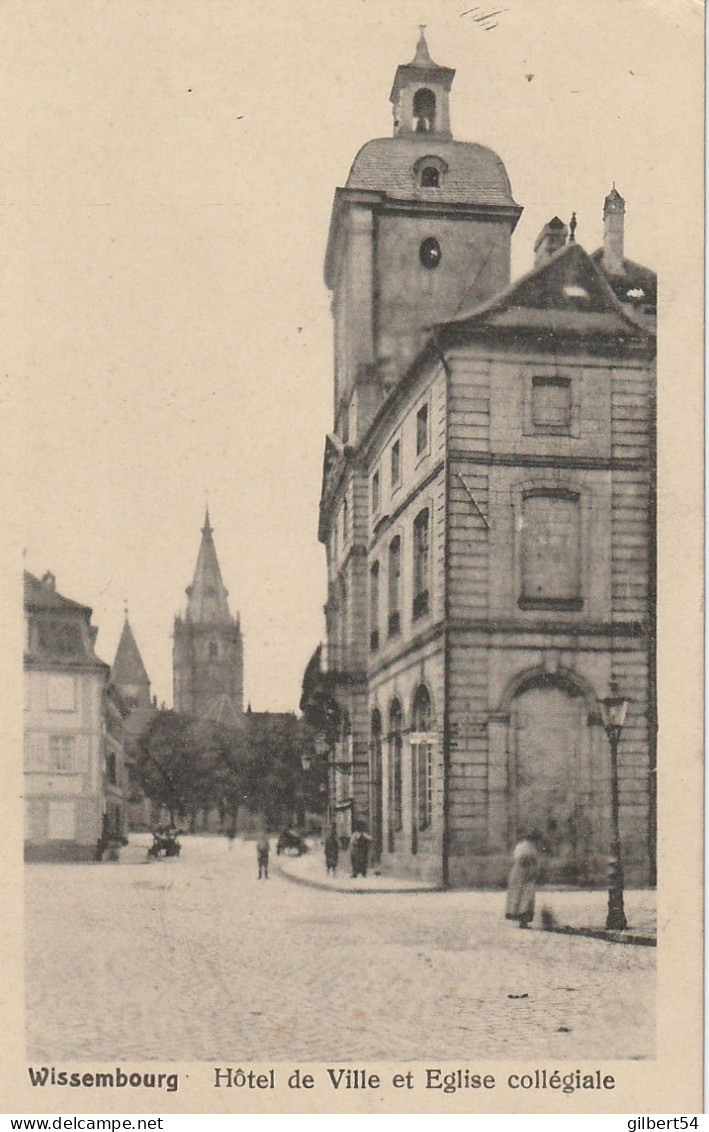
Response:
[317,33,656,887]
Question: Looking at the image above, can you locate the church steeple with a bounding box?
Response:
[390,28,456,138]
[185,508,232,624]
[112,614,151,710]
[173,510,244,720]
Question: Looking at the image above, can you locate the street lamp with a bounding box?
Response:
[597,682,630,931]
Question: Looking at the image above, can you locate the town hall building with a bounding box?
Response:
[316,32,656,887]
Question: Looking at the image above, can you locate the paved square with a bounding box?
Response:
[25,836,655,1062]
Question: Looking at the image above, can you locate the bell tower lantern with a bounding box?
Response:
[390,28,455,139]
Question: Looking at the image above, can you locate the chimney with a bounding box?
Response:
[603,186,625,276]
[533,217,568,267]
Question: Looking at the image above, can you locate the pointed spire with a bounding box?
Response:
[569,211,577,244]
[412,25,434,66]
[113,616,151,691]
[185,511,232,624]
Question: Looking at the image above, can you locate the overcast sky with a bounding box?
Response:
[14,0,700,710]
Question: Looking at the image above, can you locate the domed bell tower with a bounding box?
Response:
[324,31,522,444]
[390,27,455,138]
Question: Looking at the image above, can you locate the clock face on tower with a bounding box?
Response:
[420,237,442,269]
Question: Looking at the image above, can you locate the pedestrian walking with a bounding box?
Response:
[505,834,541,929]
[256,832,270,879]
[324,827,339,876]
[349,821,372,879]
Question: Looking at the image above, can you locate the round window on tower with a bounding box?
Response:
[419,237,442,270]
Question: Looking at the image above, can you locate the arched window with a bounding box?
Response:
[388,536,401,636]
[370,709,383,857]
[333,710,352,804]
[369,560,380,651]
[388,699,403,845]
[411,686,433,842]
[519,489,582,610]
[421,166,439,188]
[413,508,430,619]
[413,88,436,133]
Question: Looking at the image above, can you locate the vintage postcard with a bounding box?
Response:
[1,0,703,1118]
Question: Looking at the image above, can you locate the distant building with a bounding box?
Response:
[23,570,128,861]
[173,510,244,726]
[111,613,156,829]
[316,33,656,887]
[112,614,152,711]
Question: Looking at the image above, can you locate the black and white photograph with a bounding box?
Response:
[4,0,703,1117]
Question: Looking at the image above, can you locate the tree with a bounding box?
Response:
[136,710,245,827]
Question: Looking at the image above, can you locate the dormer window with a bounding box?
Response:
[413,155,448,189]
[413,88,436,133]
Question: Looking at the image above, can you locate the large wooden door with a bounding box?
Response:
[512,683,594,884]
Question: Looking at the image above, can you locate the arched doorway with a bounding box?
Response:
[509,674,603,884]
[370,709,383,860]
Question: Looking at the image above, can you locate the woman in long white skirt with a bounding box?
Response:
[505,836,541,929]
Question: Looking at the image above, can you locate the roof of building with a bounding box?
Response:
[24,570,91,614]
[202,693,243,727]
[112,617,150,688]
[438,240,655,345]
[590,248,657,308]
[24,570,108,670]
[389,27,456,102]
[345,136,518,209]
[183,509,234,625]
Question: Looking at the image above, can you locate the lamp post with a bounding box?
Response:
[597,683,630,931]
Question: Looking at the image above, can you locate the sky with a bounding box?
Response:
[12,0,701,711]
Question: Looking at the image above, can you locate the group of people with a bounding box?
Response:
[249,820,543,928]
[323,821,372,878]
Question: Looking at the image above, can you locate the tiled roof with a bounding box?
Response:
[24,571,108,669]
[24,570,91,614]
[345,137,518,208]
[439,242,654,342]
[590,249,657,307]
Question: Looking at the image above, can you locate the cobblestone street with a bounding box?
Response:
[26,836,655,1063]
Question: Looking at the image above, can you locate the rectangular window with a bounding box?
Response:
[520,490,582,609]
[47,674,76,712]
[416,402,429,456]
[369,561,380,651]
[48,734,75,773]
[388,536,401,636]
[390,439,401,490]
[531,376,572,433]
[24,733,46,772]
[412,509,430,619]
[371,470,380,516]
